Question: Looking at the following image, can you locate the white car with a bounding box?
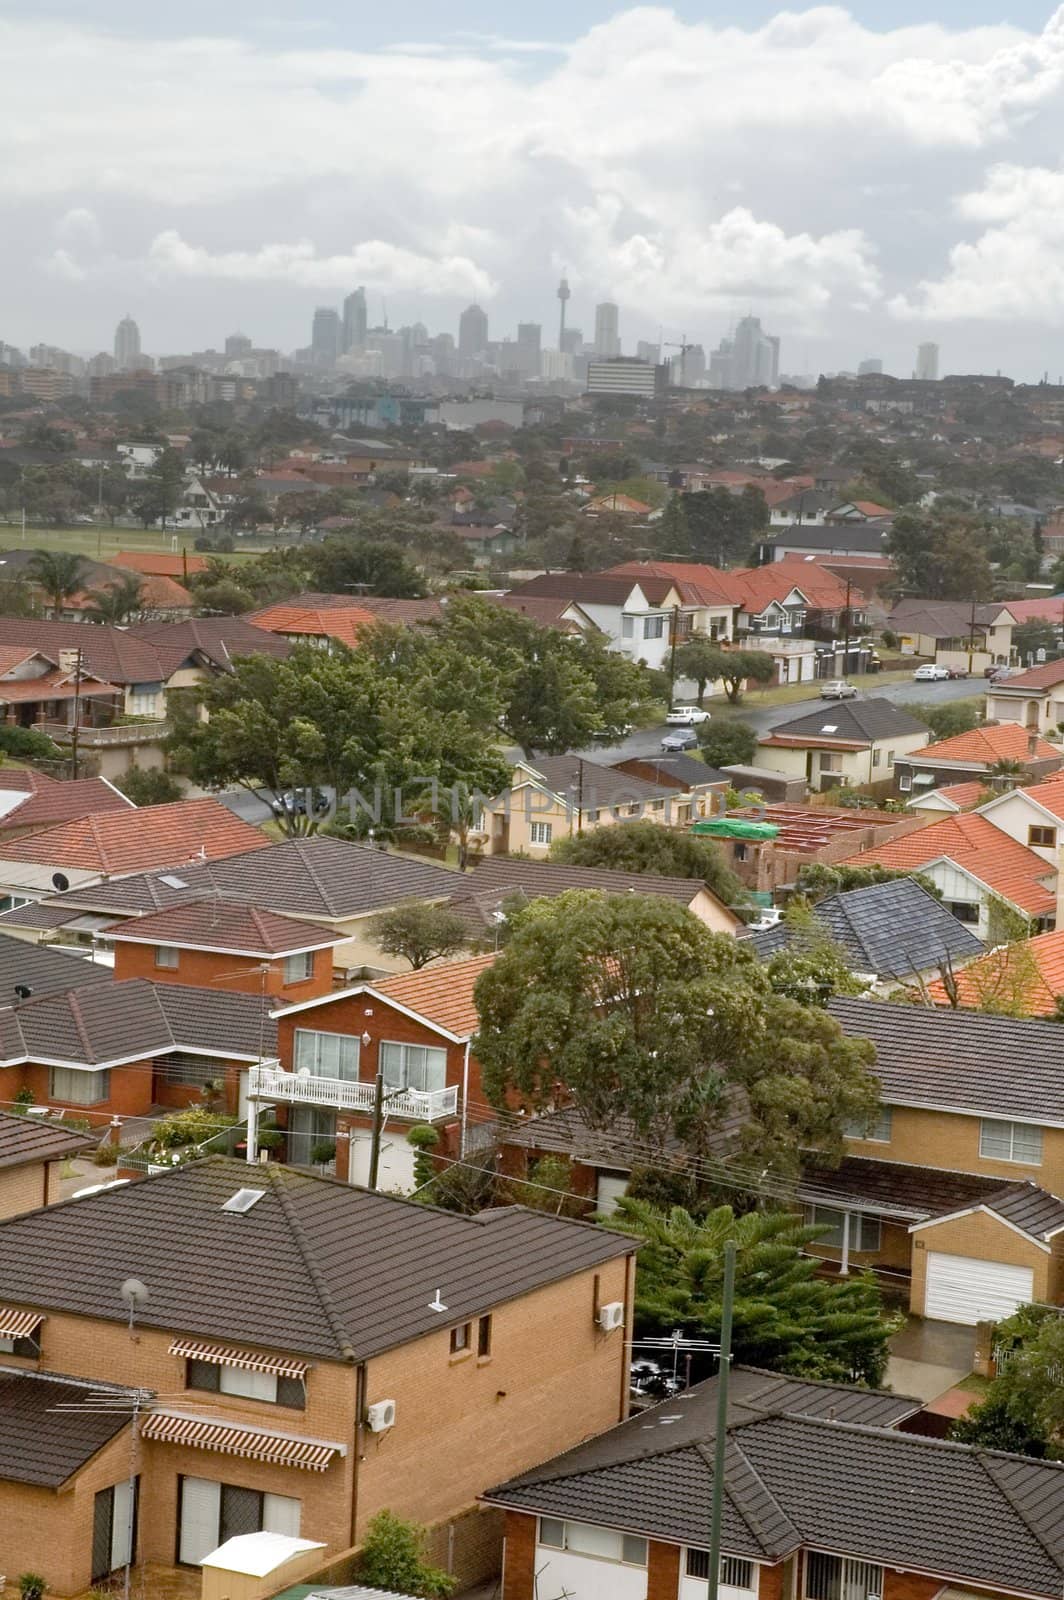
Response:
[665,705,711,725]
[820,680,858,700]
[912,663,950,681]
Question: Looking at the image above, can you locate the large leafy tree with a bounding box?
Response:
[549,818,742,906]
[369,902,468,970]
[305,536,426,597]
[84,572,145,625]
[473,891,878,1176]
[135,446,186,533]
[26,550,86,615]
[698,719,758,768]
[613,1200,894,1385]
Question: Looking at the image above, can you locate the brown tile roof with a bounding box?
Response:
[0,667,117,703]
[909,724,1061,764]
[105,899,345,957]
[0,1108,94,1169]
[374,953,496,1037]
[0,770,133,833]
[128,616,292,673]
[841,812,1056,917]
[447,858,718,936]
[0,617,164,684]
[0,1156,636,1362]
[248,593,442,647]
[0,798,269,877]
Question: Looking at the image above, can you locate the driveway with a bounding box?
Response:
[887,1318,976,1402]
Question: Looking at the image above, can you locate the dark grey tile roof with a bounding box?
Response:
[799,1156,1012,1222]
[447,858,705,933]
[28,837,459,923]
[498,1102,744,1164]
[0,1109,95,1169]
[827,996,1064,1125]
[0,1157,636,1363]
[0,1369,133,1486]
[769,697,929,743]
[0,978,275,1068]
[609,753,731,788]
[982,1181,1064,1241]
[519,753,681,807]
[763,525,891,554]
[748,879,984,977]
[0,929,111,1004]
[488,1398,1064,1593]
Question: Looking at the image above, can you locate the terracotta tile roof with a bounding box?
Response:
[920,781,987,810]
[0,646,43,674]
[0,771,132,833]
[374,953,496,1038]
[105,899,345,957]
[248,593,442,647]
[989,658,1064,691]
[909,724,1062,765]
[726,559,861,614]
[114,551,209,578]
[850,499,894,517]
[584,493,652,514]
[0,798,269,877]
[1004,597,1064,625]
[1013,773,1064,821]
[841,812,1056,917]
[925,927,1064,1015]
[0,668,116,704]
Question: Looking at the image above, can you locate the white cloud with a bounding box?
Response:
[42,248,86,282]
[145,230,496,298]
[54,207,100,245]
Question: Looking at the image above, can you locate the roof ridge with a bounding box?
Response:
[289,839,341,916]
[65,987,97,1063]
[976,1449,1064,1571]
[694,1435,800,1557]
[266,1167,357,1363]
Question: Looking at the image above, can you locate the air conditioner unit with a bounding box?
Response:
[598,1301,625,1333]
[366,1398,397,1433]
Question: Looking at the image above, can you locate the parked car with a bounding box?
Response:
[912,663,950,681]
[665,705,711,725]
[630,1358,684,1401]
[820,680,858,700]
[986,664,1015,682]
[661,729,698,751]
[270,787,332,818]
[946,665,968,679]
[745,907,782,932]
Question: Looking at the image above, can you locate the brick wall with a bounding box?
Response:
[646,1539,680,1600]
[0,1156,52,1218]
[910,1210,1051,1315]
[883,1572,943,1600]
[846,1106,1064,1193]
[0,1424,133,1595]
[501,1511,536,1600]
[114,940,334,999]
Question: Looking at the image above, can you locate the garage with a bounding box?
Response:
[595,1172,630,1218]
[924,1253,1034,1326]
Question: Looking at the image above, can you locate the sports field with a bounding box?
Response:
[0,522,266,563]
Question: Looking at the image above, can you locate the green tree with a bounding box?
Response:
[549,818,742,905]
[306,536,426,597]
[1013,620,1059,663]
[612,1200,895,1384]
[473,892,878,1175]
[698,720,757,768]
[952,1306,1064,1458]
[84,572,145,625]
[796,862,943,901]
[369,901,468,969]
[907,699,982,741]
[674,635,729,703]
[683,486,769,565]
[116,767,184,806]
[356,1510,455,1598]
[712,649,775,703]
[135,446,186,533]
[26,549,86,616]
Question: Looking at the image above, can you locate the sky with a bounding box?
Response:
[6,2,1064,379]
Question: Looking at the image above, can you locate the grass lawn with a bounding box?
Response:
[0,523,266,564]
[708,667,917,716]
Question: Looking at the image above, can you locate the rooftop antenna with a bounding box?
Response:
[428,1288,448,1313]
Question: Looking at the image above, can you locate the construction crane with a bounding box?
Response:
[665,334,695,386]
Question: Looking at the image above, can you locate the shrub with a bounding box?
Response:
[19,1576,46,1600]
[145,1106,236,1157]
[12,1086,34,1113]
[92,1143,120,1166]
[0,725,61,761]
[356,1510,455,1598]
[116,767,184,806]
[407,1124,440,1189]
[310,1139,336,1168]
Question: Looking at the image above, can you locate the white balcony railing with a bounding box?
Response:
[250,1064,458,1121]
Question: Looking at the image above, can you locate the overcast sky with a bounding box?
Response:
[6,2,1064,380]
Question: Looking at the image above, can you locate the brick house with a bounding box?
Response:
[486,1365,1064,1599]
[0,1108,94,1217]
[894,722,1063,800]
[0,1156,637,1594]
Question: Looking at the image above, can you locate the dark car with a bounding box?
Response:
[270,787,332,818]
[661,728,698,751]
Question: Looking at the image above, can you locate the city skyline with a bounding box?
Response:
[4,7,1064,380]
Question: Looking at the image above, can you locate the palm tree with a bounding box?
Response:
[83,572,145,626]
[26,550,86,618]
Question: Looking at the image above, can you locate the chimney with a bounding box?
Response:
[1028,731,1040,761]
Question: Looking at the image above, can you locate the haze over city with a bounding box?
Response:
[7,2,1064,379]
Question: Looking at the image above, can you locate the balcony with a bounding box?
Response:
[250,1064,458,1121]
[34,720,169,748]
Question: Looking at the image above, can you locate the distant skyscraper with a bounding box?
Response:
[636,341,661,365]
[114,314,142,370]
[594,302,621,358]
[225,332,253,357]
[343,287,368,353]
[858,357,884,376]
[311,307,341,368]
[87,352,116,378]
[916,342,939,381]
[726,317,779,390]
[516,322,542,378]
[557,276,571,349]
[560,327,583,356]
[458,303,489,360]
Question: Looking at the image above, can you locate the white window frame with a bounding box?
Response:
[178,1477,300,1566]
[293,1028,360,1081]
[529,821,553,845]
[845,1106,892,1143]
[621,615,635,640]
[380,1040,447,1095]
[49,1066,110,1105]
[643,615,665,640]
[283,950,314,985]
[804,1550,883,1600]
[980,1118,1043,1165]
[537,1518,646,1567]
[685,1549,755,1589]
[155,944,179,969]
[807,1205,881,1252]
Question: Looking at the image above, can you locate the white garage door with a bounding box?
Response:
[925,1252,1034,1325]
[595,1172,629,1217]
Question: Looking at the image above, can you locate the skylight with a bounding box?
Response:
[159,874,188,889]
[820,724,838,733]
[222,1188,266,1213]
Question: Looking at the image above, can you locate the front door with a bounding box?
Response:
[286,1105,336,1167]
[92,1477,138,1583]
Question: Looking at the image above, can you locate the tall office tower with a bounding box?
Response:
[729,316,779,390]
[458,303,489,359]
[858,357,884,376]
[516,322,542,378]
[561,327,583,355]
[636,340,661,365]
[225,332,253,357]
[342,287,368,353]
[311,307,341,368]
[557,276,571,348]
[686,343,706,383]
[708,337,734,389]
[916,342,939,381]
[87,352,116,377]
[594,302,621,358]
[113,314,142,370]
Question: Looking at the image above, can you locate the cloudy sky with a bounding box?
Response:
[5,1,1064,379]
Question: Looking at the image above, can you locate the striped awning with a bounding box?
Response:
[168,1338,309,1380]
[0,1308,43,1340]
[141,1411,342,1472]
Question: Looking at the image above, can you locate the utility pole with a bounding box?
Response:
[70,648,83,780]
[841,577,852,678]
[669,603,681,699]
[968,593,978,675]
[368,1071,387,1190]
[706,1238,736,1600]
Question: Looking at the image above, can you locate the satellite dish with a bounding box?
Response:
[13,984,31,1001]
[120,1278,149,1308]
[51,872,70,893]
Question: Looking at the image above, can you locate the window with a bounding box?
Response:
[686,1550,755,1589]
[92,1478,138,1583]
[898,773,912,792]
[585,809,600,823]
[283,950,313,985]
[644,615,665,639]
[1030,825,1058,848]
[0,1328,40,1358]
[621,615,634,640]
[155,944,179,969]
[804,1551,883,1600]
[477,1314,493,1358]
[886,750,895,769]
[537,1519,646,1565]
[980,1118,1043,1165]
[130,685,161,716]
[529,821,553,845]
[844,1106,892,1143]
[946,900,980,925]
[158,1053,218,1088]
[871,747,882,767]
[293,1028,360,1081]
[178,1477,299,1566]
[49,1066,109,1105]
[186,1359,305,1409]
[380,1041,447,1095]
[807,1206,881,1252]
[450,1322,471,1355]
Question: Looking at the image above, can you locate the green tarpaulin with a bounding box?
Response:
[690,818,779,841]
